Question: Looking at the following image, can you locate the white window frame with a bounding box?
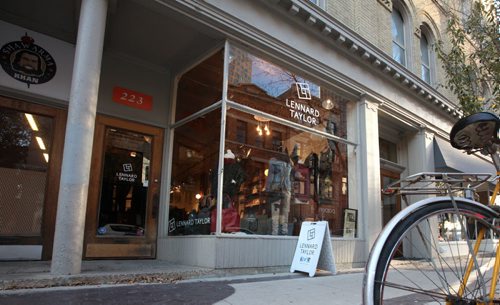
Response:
[309,0,326,10]
[391,7,406,66]
[420,33,431,83]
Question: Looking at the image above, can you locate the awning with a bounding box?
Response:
[434,137,496,175]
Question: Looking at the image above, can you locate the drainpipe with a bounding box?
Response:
[51,0,108,275]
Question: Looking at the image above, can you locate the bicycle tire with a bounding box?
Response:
[368,199,500,304]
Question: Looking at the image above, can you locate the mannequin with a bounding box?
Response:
[211,149,246,207]
[266,157,292,235]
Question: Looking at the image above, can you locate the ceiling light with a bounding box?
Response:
[322,99,334,110]
[36,136,46,150]
[25,113,39,131]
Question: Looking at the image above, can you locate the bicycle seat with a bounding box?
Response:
[450,112,499,151]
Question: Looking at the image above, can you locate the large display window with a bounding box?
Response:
[174,50,223,122]
[168,44,356,237]
[0,107,53,237]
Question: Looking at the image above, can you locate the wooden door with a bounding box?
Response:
[380,168,401,227]
[0,96,66,260]
[84,115,163,258]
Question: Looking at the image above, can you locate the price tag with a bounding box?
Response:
[112,86,152,111]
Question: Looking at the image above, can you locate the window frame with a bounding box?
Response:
[419,24,436,86]
[391,9,406,66]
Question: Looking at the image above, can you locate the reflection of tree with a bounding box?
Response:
[230,52,319,98]
[252,59,319,98]
[0,110,31,167]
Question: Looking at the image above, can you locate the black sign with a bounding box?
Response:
[0,33,57,86]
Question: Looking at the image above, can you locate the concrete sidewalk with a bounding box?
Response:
[0,260,366,305]
[0,259,363,290]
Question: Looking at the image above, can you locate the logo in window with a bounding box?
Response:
[307,228,316,240]
[295,82,311,100]
[123,163,133,172]
[169,218,176,232]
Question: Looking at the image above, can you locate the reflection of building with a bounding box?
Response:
[0,0,496,276]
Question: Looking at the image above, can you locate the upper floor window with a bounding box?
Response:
[420,33,431,83]
[391,8,406,66]
[309,0,326,9]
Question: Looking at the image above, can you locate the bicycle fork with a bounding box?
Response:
[453,174,500,305]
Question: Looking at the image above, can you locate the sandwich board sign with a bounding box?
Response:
[290,221,336,277]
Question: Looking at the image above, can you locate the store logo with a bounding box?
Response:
[307,228,315,240]
[0,33,57,87]
[295,82,311,100]
[123,163,133,172]
[168,218,176,232]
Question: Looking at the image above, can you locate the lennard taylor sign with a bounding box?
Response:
[285,82,320,125]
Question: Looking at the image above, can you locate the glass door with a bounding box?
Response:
[381,168,401,227]
[85,115,163,258]
[0,96,65,260]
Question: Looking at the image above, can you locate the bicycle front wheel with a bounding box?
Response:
[369,199,500,304]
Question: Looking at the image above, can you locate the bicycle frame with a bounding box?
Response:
[363,196,499,305]
[364,170,500,305]
[455,171,499,305]
[364,112,499,304]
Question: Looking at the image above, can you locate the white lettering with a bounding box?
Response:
[285,98,319,126]
[14,73,39,83]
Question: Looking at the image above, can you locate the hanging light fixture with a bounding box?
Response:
[254,115,271,136]
[322,98,334,110]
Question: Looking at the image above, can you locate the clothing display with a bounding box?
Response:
[265,158,292,235]
[210,150,247,206]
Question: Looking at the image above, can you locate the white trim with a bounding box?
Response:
[0,245,42,260]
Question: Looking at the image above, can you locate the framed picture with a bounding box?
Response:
[343,208,358,238]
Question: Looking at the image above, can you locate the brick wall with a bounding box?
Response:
[324,0,461,103]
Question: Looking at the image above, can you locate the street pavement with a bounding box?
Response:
[0,271,366,305]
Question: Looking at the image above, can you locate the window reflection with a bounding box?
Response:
[228,46,349,135]
[96,128,152,237]
[168,110,221,235]
[169,45,354,237]
[391,8,406,66]
[0,107,53,236]
[225,109,349,236]
[420,33,431,83]
[175,50,224,122]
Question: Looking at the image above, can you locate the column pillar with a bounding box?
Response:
[51,0,108,275]
[405,128,435,258]
[357,96,382,258]
[405,127,435,205]
[407,127,435,176]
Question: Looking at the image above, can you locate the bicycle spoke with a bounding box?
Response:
[380,280,449,300]
[370,201,500,305]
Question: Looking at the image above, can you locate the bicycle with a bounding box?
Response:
[363,112,500,305]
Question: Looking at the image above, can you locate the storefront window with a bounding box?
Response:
[0,107,53,236]
[174,49,224,122]
[168,44,355,237]
[225,45,353,237]
[228,46,349,136]
[224,109,350,236]
[168,109,221,235]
